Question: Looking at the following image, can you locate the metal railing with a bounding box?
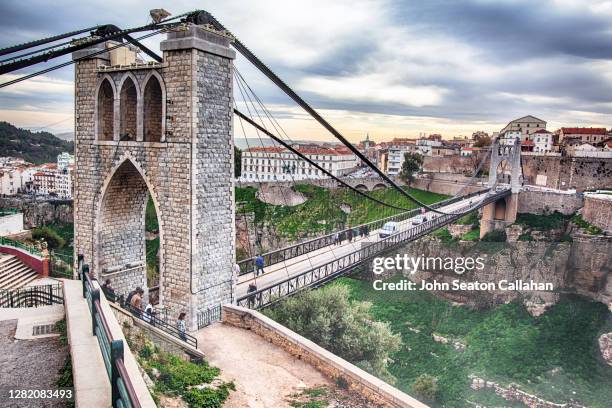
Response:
[0,283,63,307]
[237,189,510,309]
[237,189,487,275]
[78,255,141,408]
[123,303,197,348]
[196,304,222,329]
[0,236,43,257]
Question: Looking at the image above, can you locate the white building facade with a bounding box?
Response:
[240,145,359,182]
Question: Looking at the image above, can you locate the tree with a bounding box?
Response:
[473,133,492,147]
[234,146,242,177]
[399,152,423,186]
[264,285,401,383]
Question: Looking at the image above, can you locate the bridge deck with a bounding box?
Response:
[236,190,508,307]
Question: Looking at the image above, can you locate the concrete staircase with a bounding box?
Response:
[0,254,39,289]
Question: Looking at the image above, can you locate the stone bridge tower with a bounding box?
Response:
[72,25,236,329]
[479,136,522,238]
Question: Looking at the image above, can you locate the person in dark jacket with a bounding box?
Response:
[101,279,117,302]
[254,255,265,276]
[247,282,258,308]
[347,228,353,242]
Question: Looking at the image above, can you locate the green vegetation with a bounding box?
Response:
[399,152,423,186]
[460,229,480,241]
[455,211,478,226]
[432,227,456,246]
[572,214,604,235]
[334,276,612,407]
[288,386,330,408]
[234,146,242,177]
[145,195,159,232]
[236,184,448,239]
[516,212,570,231]
[412,374,439,401]
[265,285,401,383]
[0,121,74,164]
[55,318,74,407]
[32,225,66,249]
[480,230,506,242]
[139,343,234,408]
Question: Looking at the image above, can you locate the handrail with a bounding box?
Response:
[0,236,43,257]
[78,255,142,408]
[0,284,63,307]
[237,188,487,274]
[237,189,510,309]
[123,303,198,348]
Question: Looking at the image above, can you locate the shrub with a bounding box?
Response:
[572,214,603,235]
[517,232,534,241]
[433,227,455,245]
[516,212,569,230]
[481,230,506,242]
[412,374,438,400]
[32,226,65,249]
[265,285,401,383]
[456,211,478,226]
[460,229,480,241]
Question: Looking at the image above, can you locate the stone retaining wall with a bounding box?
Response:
[582,194,612,232]
[222,304,428,408]
[517,190,583,215]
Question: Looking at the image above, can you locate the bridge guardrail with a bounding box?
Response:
[237,189,487,275]
[237,189,510,309]
[78,255,142,408]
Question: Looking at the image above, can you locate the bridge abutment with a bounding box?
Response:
[73,24,236,329]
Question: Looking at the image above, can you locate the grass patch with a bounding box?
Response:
[516,212,570,230]
[460,229,480,241]
[139,343,234,408]
[572,214,604,235]
[334,275,612,408]
[456,211,478,226]
[236,185,448,239]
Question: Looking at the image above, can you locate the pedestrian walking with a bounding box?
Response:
[347,228,353,242]
[143,303,153,323]
[333,231,340,246]
[254,255,265,276]
[247,282,258,308]
[364,224,370,237]
[177,312,187,341]
[101,279,117,302]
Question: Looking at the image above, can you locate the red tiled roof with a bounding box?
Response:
[522,140,535,146]
[533,129,552,134]
[561,127,607,135]
[245,146,285,153]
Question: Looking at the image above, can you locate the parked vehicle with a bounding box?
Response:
[379,221,398,238]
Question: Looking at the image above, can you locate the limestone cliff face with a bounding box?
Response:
[394,234,611,314]
[0,197,73,228]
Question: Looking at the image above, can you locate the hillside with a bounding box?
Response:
[0,121,74,164]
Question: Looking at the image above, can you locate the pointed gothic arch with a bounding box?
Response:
[118,72,141,141]
[142,71,166,142]
[95,74,116,141]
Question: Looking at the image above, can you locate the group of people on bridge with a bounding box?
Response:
[333,224,369,246]
[100,279,188,342]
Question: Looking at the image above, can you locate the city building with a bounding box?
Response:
[558,127,608,144]
[240,145,359,181]
[500,115,547,136]
[532,129,554,153]
[57,152,75,170]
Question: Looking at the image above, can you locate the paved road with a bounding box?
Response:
[236,191,490,298]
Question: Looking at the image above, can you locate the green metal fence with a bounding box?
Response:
[0,236,42,257]
[78,255,141,408]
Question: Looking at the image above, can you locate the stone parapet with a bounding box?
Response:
[222,304,429,408]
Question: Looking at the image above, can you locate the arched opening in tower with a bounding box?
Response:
[97,78,114,141]
[119,77,138,140]
[493,198,507,220]
[143,75,163,142]
[98,160,162,303]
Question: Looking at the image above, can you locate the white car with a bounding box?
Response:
[412,215,427,225]
[379,221,398,239]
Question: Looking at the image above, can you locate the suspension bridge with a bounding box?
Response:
[0,9,519,321]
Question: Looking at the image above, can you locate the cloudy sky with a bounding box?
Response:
[1,0,612,142]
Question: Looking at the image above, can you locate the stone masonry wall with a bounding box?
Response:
[582,195,612,232]
[192,46,235,319]
[521,156,612,191]
[517,190,584,215]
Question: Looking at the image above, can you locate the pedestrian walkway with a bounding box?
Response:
[195,323,330,407]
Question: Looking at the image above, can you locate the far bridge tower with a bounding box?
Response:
[479,136,521,238]
[72,24,236,329]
